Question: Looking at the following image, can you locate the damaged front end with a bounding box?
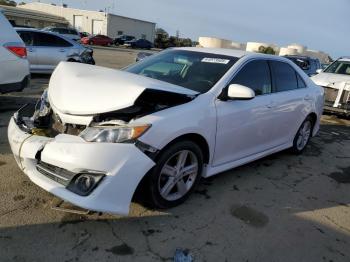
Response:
[322,82,350,116]
[15,86,195,140]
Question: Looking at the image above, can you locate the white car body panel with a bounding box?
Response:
[49,62,198,115]
[311,72,350,88]
[0,11,29,92]
[8,48,324,215]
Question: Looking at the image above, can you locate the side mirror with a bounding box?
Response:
[226,84,255,100]
[316,69,323,74]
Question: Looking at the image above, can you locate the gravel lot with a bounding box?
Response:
[0,47,349,262]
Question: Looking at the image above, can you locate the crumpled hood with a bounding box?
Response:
[48,62,198,115]
[311,72,350,87]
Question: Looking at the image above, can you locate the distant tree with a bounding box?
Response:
[154,28,169,49]
[18,1,26,5]
[258,45,276,55]
[0,0,17,6]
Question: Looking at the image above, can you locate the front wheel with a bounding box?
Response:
[147,141,203,209]
[291,117,313,154]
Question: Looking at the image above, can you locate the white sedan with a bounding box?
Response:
[8,48,324,215]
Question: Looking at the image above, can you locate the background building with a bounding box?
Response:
[19,2,156,41]
[0,4,68,28]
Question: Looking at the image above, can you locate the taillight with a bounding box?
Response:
[5,46,27,58]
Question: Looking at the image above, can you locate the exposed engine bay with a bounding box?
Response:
[15,88,195,138]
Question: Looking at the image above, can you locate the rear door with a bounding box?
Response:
[32,32,73,72]
[269,60,311,145]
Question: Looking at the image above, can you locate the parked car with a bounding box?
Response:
[284,55,322,76]
[16,28,95,74]
[0,12,30,94]
[8,48,323,215]
[79,32,90,38]
[125,39,153,49]
[311,57,350,116]
[43,27,81,42]
[135,51,153,62]
[81,35,114,46]
[114,35,135,46]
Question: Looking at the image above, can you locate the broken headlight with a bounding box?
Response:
[79,124,151,143]
[34,89,51,118]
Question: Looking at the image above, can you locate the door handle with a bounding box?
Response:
[59,49,66,52]
[266,102,276,108]
[304,95,313,101]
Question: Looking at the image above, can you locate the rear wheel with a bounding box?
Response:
[291,116,313,154]
[89,41,94,45]
[147,141,203,209]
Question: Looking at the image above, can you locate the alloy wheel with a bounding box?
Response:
[158,150,199,201]
[296,120,312,151]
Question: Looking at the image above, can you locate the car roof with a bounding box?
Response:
[338,57,350,62]
[174,47,289,60]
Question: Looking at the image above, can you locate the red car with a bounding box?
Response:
[81,35,113,46]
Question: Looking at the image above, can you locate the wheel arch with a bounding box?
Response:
[132,133,211,204]
[159,133,211,165]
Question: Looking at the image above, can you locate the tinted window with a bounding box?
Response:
[33,32,73,47]
[230,60,272,95]
[270,61,298,92]
[325,61,350,75]
[18,31,34,46]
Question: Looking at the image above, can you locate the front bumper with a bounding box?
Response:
[8,117,155,215]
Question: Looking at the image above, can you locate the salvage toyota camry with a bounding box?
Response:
[8,48,324,215]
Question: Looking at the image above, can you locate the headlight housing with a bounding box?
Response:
[80,124,151,143]
[34,89,51,118]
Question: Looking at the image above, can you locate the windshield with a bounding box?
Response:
[324,61,350,75]
[125,50,239,93]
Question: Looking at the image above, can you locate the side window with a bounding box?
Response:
[270,61,298,92]
[33,32,73,47]
[230,60,272,95]
[18,32,34,46]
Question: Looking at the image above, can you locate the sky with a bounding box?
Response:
[20,0,349,58]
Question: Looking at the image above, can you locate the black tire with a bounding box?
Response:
[291,116,313,154]
[89,41,94,45]
[147,140,203,209]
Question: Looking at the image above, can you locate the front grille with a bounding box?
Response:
[36,162,76,186]
[323,86,350,109]
[323,86,339,103]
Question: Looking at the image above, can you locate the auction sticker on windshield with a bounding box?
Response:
[201,58,230,64]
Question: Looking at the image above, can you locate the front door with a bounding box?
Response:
[213,59,277,166]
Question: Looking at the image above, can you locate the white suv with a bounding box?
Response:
[0,11,30,94]
[311,57,350,116]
